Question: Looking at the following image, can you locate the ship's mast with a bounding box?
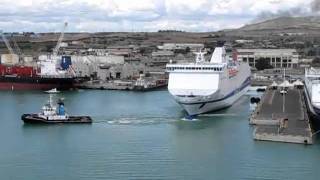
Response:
[195,49,206,64]
[282,68,286,113]
[49,94,53,107]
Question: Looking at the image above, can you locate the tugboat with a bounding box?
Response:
[21,95,92,124]
[45,88,60,94]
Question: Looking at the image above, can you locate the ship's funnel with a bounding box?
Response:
[210,46,226,63]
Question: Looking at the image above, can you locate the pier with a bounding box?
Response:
[250,87,313,144]
[76,79,167,91]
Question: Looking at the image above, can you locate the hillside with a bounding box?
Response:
[224,16,320,36]
[240,16,320,31]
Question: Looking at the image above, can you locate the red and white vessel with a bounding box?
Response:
[0,56,76,90]
[0,22,77,90]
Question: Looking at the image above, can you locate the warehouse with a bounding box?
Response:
[236,49,299,68]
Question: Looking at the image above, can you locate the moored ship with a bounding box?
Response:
[0,55,76,90]
[0,22,77,90]
[166,45,251,116]
[304,67,320,128]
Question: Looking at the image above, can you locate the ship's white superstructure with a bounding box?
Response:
[304,68,320,118]
[38,55,73,77]
[166,46,251,116]
[38,94,68,121]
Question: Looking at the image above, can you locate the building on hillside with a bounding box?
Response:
[70,55,125,78]
[236,49,299,68]
[106,45,138,57]
[151,51,174,57]
[157,43,204,52]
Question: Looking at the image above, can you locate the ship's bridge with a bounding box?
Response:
[166,63,225,73]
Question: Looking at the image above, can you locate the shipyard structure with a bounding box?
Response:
[0,23,150,91]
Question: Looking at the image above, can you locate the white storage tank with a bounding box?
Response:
[23,56,35,66]
[24,60,37,67]
[1,54,19,65]
[23,56,33,63]
[38,54,48,61]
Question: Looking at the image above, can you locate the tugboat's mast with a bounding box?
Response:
[49,94,53,108]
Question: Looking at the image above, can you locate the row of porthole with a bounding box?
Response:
[166,67,222,71]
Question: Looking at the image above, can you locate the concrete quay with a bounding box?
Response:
[250,87,313,144]
[251,79,273,86]
[76,79,167,91]
[76,81,133,90]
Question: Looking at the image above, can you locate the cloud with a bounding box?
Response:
[0,0,316,32]
[251,0,313,22]
[312,0,320,12]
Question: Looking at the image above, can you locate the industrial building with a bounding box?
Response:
[157,43,204,52]
[70,55,125,78]
[69,54,145,80]
[151,51,174,57]
[236,49,299,68]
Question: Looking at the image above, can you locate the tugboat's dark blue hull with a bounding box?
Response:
[21,114,92,124]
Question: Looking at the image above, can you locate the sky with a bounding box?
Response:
[0,0,318,32]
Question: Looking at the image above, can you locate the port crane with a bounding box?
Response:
[0,30,25,63]
[0,30,15,55]
[52,22,76,76]
[52,22,68,56]
[12,37,24,59]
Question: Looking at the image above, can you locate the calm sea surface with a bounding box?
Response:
[0,89,320,180]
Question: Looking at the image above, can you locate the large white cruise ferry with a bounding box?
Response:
[166,46,251,116]
[304,68,320,125]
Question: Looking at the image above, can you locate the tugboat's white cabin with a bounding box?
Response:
[42,104,57,116]
[38,94,68,120]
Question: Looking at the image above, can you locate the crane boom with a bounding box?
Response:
[0,31,15,55]
[52,22,68,56]
[12,38,24,57]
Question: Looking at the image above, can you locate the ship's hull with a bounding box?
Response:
[22,114,92,124]
[0,76,75,90]
[303,85,320,129]
[178,77,250,115]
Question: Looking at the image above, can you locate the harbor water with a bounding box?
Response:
[0,90,320,179]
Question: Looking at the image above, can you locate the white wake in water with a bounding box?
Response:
[180,117,200,122]
[199,113,238,117]
[92,113,240,125]
[93,116,179,125]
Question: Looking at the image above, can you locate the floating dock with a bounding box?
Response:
[250,88,313,144]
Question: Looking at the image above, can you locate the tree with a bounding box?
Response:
[255,58,273,71]
[185,46,190,53]
[45,45,54,52]
[312,57,320,67]
[139,48,146,55]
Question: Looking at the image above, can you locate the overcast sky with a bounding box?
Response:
[0,0,317,32]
